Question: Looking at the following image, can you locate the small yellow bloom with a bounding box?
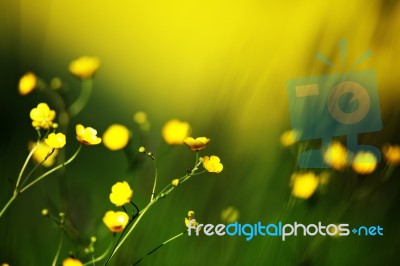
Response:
[280,130,301,147]
[323,142,348,170]
[44,133,66,149]
[185,210,199,227]
[62,257,83,266]
[291,172,319,199]
[171,179,180,187]
[19,72,37,95]
[109,181,133,206]
[138,146,146,153]
[29,142,58,167]
[202,155,223,173]
[221,206,239,223]
[103,124,130,151]
[184,137,210,151]
[352,151,377,175]
[68,56,100,79]
[382,144,400,165]
[76,124,102,145]
[30,103,56,129]
[162,119,191,145]
[103,211,129,233]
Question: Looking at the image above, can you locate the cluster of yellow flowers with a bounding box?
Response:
[281,130,400,200]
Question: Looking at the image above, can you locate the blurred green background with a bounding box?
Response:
[1,0,400,265]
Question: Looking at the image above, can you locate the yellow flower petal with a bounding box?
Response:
[323,142,348,170]
[162,119,191,145]
[202,155,223,173]
[382,144,400,165]
[30,103,56,129]
[69,56,100,79]
[291,172,319,199]
[103,124,130,151]
[109,181,133,206]
[19,72,37,95]
[44,133,66,149]
[184,137,210,151]
[62,258,83,266]
[352,151,377,175]
[103,211,129,233]
[29,142,58,167]
[280,130,301,147]
[75,124,102,145]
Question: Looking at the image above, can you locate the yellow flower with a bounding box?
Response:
[44,133,66,149]
[19,72,37,95]
[280,130,301,147]
[221,206,239,223]
[184,137,210,151]
[109,181,133,206]
[30,103,56,129]
[202,155,223,173]
[29,142,58,167]
[352,151,377,175]
[323,142,348,170]
[103,211,129,233]
[76,124,102,145]
[291,172,319,199]
[103,124,130,151]
[162,119,191,145]
[382,144,400,165]
[171,179,180,187]
[185,210,199,227]
[68,56,100,79]
[62,257,83,266]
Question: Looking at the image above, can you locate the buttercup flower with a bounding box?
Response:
[162,119,191,145]
[69,56,100,79]
[291,172,319,199]
[44,133,66,149]
[202,155,223,173]
[19,72,37,95]
[221,206,239,223]
[280,130,301,147]
[103,124,130,151]
[323,141,348,170]
[184,137,210,151]
[382,144,400,165]
[62,257,83,266]
[185,210,199,227]
[30,103,56,129]
[103,211,129,233]
[29,142,58,167]
[75,124,102,145]
[352,151,377,175]
[109,181,133,206]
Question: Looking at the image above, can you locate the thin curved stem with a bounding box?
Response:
[0,194,17,218]
[150,159,158,202]
[20,149,55,188]
[131,231,187,266]
[52,230,64,266]
[20,145,82,193]
[68,78,93,117]
[14,141,40,195]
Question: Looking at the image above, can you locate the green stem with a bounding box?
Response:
[68,78,93,117]
[0,194,17,218]
[51,230,64,266]
[14,141,40,195]
[150,159,158,202]
[82,240,114,266]
[131,231,187,266]
[105,199,157,265]
[20,145,82,193]
[20,149,55,188]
